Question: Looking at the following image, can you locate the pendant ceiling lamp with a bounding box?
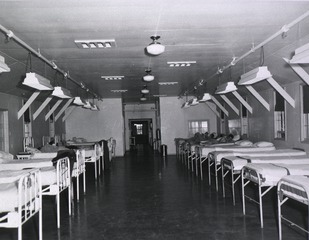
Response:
[23,72,54,90]
[73,96,85,106]
[289,43,309,64]
[215,82,237,94]
[52,86,72,98]
[238,66,272,85]
[140,94,147,101]
[141,85,149,94]
[83,100,92,109]
[143,69,154,82]
[146,36,165,56]
[198,93,212,102]
[0,55,10,73]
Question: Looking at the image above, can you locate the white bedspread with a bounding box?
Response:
[30,152,57,159]
[244,163,309,186]
[279,175,309,202]
[213,149,307,165]
[0,158,53,170]
[201,145,276,157]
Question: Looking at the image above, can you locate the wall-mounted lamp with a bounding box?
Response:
[52,86,72,98]
[0,55,10,73]
[289,43,309,64]
[238,66,272,85]
[215,82,237,94]
[73,96,85,106]
[198,93,212,102]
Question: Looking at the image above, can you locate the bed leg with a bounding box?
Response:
[39,194,43,240]
[94,162,97,179]
[231,170,235,206]
[77,175,80,202]
[278,190,282,240]
[18,225,22,240]
[242,169,246,216]
[98,158,101,176]
[83,171,86,193]
[195,154,198,177]
[57,193,60,228]
[68,183,72,216]
[208,159,211,186]
[221,164,225,198]
[259,185,264,228]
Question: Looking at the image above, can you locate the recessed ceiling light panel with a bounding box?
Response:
[167,61,196,67]
[101,76,124,80]
[75,39,116,49]
[158,82,178,86]
[111,89,128,93]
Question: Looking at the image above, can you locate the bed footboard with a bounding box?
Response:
[0,169,42,240]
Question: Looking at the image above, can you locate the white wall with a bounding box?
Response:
[160,97,218,155]
[65,98,124,156]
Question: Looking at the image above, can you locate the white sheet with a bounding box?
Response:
[213,149,307,165]
[30,152,57,159]
[278,175,309,202]
[243,163,309,186]
[201,145,276,157]
[0,158,53,170]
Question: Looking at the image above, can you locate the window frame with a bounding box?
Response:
[273,91,286,140]
[188,120,209,137]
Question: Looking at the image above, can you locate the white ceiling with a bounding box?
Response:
[0,0,309,103]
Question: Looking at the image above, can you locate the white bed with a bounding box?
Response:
[241,163,309,228]
[277,175,309,240]
[0,157,71,229]
[196,142,276,181]
[216,150,308,202]
[0,169,42,240]
[84,142,102,179]
[71,149,86,201]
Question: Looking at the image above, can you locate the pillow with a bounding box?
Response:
[25,146,41,154]
[235,140,253,147]
[233,135,240,141]
[253,141,274,148]
[0,151,14,160]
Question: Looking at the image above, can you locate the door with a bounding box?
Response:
[130,120,149,145]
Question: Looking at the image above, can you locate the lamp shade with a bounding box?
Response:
[73,97,85,106]
[141,86,149,94]
[143,74,154,82]
[23,72,53,90]
[238,66,272,85]
[83,101,91,109]
[0,55,10,73]
[52,86,72,98]
[190,98,199,106]
[215,82,237,94]
[140,94,147,101]
[146,36,165,56]
[199,93,212,102]
[181,101,190,108]
[290,43,309,64]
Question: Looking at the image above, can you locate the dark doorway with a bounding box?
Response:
[130,120,149,145]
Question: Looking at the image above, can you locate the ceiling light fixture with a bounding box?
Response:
[101,76,124,80]
[22,72,54,90]
[143,69,155,82]
[289,43,309,64]
[181,101,190,108]
[167,61,196,67]
[83,101,92,109]
[141,85,149,94]
[74,39,116,49]
[198,93,212,102]
[158,82,178,86]
[153,94,167,97]
[189,98,199,106]
[0,55,10,72]
[215,82,237,94]
[238,66,272,85]
[111,89,128,93]
[73,97,85,106]
[140,94,147,101]
[146,36,165,56]
[51,86,72,98]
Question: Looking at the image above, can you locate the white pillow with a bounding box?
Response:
[235,140,253,146]
[25,146,41,153]
[0,151,14,160]
[253,141,274,147]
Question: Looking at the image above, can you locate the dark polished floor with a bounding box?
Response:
[0,145,308,239]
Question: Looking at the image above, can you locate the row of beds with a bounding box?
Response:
[176,138,309,240]
[0,137,116,240]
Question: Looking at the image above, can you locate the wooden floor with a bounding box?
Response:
[0,145,308,239]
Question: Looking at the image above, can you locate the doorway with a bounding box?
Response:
[129,119,153,150]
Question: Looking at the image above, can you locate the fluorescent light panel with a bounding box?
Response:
[198,93,212,102]
[190,98,199,106]
[74,39,116,49]
[215,82,237,94]
[52,86,72,98]
[83,101,92,109]
[23,72,54,90]
[0,55,10,72]
[101,76,124,80]
[153,94,167,97]
[290,43,309,64]
[238,66,272,85]
[167,61,196,67]
[73,97,85,106]
[158,82,178,86]
[111,89,128,93]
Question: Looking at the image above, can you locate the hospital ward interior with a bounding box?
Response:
[1,1,309,239]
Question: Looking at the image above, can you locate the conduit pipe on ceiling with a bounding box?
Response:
[182,10,309,96]
[0,24,101,99]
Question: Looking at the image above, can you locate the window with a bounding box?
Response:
[228,119,241,136]
[188,120,209,137]
[134,124,143,135]
[23,100,32,138]
[274,91,285,139]
[301,85,309,141]
[241,104,248,138]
